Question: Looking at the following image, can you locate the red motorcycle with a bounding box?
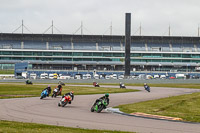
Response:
[58,95,72,107]
[93,82,100,87]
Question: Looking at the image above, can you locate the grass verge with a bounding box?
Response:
[0,70,14,74]
[115,92,200,122]
[0,84,138,99]
[0,120,133,133]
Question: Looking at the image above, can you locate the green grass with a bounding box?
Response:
[115,92,200,122]
[0,120,133,133]
[0,84,138,99]
[0,70,14,74]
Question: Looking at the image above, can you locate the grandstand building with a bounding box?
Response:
[0,33,200,73]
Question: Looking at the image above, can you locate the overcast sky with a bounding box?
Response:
[0,0,200,36]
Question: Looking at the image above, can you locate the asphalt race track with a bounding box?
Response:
[0,86,200,133]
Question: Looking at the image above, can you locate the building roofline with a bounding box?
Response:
[1,33,200,43]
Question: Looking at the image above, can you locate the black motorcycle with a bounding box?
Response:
[52,88,60,98]
[26,80,32,85]
[120,83,126,88]
[144,85,150,92]
[58,81,65,86]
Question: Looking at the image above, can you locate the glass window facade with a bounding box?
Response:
[0,38,200,72]
[1,51,200,63]
[0,64,15,69]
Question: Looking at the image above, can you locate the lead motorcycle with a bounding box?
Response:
[144,85,150,92]
[91,99,108,113]
[58,95,72,107]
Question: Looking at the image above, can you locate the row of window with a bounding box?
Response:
[1,51,200,58]
[131,59,200,63]
[0,51,124,57]
[0,56,199,63]
[0,57,121,62]
[131,53,199,58]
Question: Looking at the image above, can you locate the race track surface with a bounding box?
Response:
[0,86,200,133]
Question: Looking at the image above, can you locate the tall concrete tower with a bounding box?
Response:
[124,13,131,77]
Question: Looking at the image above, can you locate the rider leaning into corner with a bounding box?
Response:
[144,83,150,91]
[95,93,110,106]
[43,85,51,96]
[62,91,74,104]
[57,84,62,95]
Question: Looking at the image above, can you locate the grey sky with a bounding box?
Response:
[0,0,200,36]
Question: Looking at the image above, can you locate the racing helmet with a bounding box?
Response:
[144,83,147,85]
[70,91,74,94]
[105,93,109,97]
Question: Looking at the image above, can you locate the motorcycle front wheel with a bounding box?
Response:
[91,105,95,112]
[62,102,67,107]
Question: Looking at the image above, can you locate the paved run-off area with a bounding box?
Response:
[0,86,200,133]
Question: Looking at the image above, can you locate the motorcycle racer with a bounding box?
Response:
[62,91,74,104]
[57,85,62,95]
[144,83,150,92]
[95,93,109,106]
[43,85,51,97]
[91,93,110,113]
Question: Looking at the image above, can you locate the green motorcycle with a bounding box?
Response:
[91,99,108,113]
